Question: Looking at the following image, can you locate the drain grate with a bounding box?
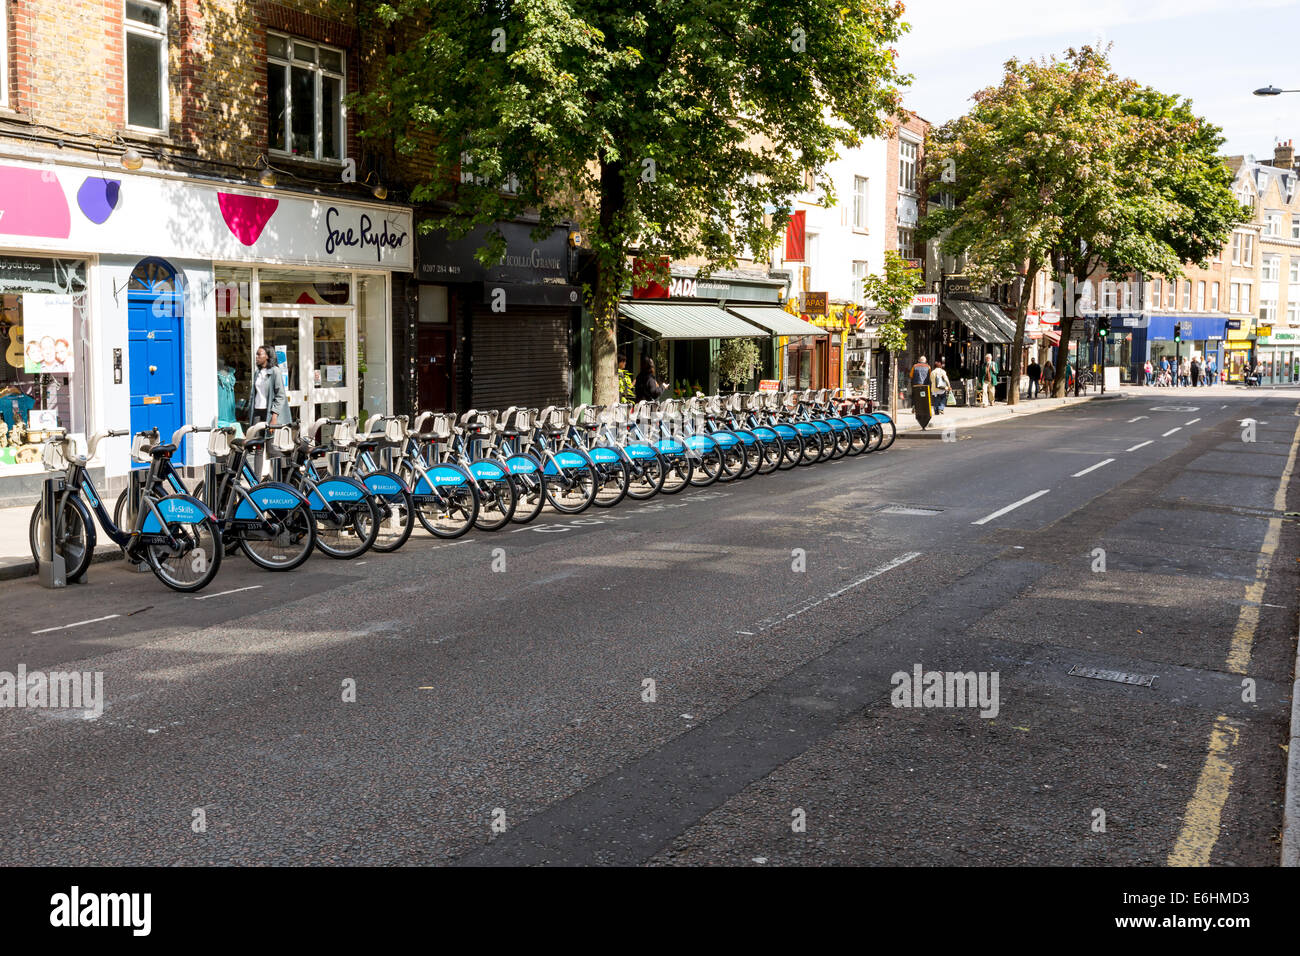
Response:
[878,504,945,516]
[1068,664,1156,687]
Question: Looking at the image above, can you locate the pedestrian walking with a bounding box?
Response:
[1179,358,1190,388]
[930,359,951,414]
[1205,356,1216,386]
[634,357,666,402]
[1027,358,1041,399]
[248,344,292,427]
[1143,360,1153,386]
[1190,357,1201,387]
[980,354,997,407]
[909,355,931,385]
[1159,357,1169,386]
[1043,359,1055,396]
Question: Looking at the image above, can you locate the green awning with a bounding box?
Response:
[725,305,828,337]
[617,301,770,340]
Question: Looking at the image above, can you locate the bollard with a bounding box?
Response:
[37,475,67,589]
[202,462,218,510]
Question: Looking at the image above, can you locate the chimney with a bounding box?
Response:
[1274,139,1294,169]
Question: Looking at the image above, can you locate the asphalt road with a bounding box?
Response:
[0,392,1296,866]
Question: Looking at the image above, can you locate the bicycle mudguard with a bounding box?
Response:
[866,412,893,426]
[751,426,779,442]
[841,416,865,429]
[503,454,540,476]
[708,430,740,448]
[730,429,757,446]
[824,418,849,432]
[234,481,308,519]
[360,471,407,498]
[412,464,472,494]
[793,422,819,438]
[587,447,621,465]
[654,438,687,456]
[140,494,217,533]
[467,459,508,482]
[771,424,797,440]
[685,434,719,453]
[543,449,590,474]
[623,443,658,460]
[809,420,833,435]
[306,476,369,511]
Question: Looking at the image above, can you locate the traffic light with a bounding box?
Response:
[1174,326,1181,343]
[1098,316,1110,339]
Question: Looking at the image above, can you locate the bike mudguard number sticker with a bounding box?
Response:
[624,443,657,460]
[415,465,470,493]
[588,447,621,464]
[234,484,303,519]
[752,427,778,441]
[504,455,539,475]
[362,473,405,497]
[772,425,797,439]
[140,494,212,532]
[685,435,718,452]
[793,423,818,437]
[469,460,507,481]
[543,450,590,474]
[654,439,686,455]
[710,431,740,448]
[307,478,366,510]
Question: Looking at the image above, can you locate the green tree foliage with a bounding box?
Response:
[919,46,1243,400]
[358,0,910,404]
[860,251,922,413]
[715,337,760,389]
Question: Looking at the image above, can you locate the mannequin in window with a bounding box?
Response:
[217,362,243,436]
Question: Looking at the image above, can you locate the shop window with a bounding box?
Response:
[357,274,389,422]
[126,0,168,131]
[267,32,346,161]
[258,269,352,305]
[215,267,253,428]
[0,258,90,470]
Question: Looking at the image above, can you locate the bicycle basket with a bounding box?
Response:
[726,393,745,412]
[207,428,233,459]
[578,406,602,427]
[507,408,534,433]
[426,413,454,441]
[542,407,569,431]
[610,404,630,425]
[332,419,357,447]
[130,432,154,464]
[271,424,297,455]
[383,417,404,443]
[42,439,68,471]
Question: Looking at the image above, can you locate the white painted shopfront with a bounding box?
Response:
[0,155,412,500]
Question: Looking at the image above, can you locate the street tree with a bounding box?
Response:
[861,251,923,415]
[357,0,910,404]
[920,46,1242,401]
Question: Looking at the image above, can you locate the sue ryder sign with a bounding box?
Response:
[0,158,413,270]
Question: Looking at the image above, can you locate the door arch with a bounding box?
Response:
[127,257,185,463]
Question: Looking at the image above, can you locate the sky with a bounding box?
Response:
[896,0,1300,159]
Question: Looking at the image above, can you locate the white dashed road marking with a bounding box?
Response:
[32,614,121,635]
[972,490,1051,526]
[1072,459,1115,478]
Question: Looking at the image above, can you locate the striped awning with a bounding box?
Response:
[944,300,1010,344]
[617,302,770,340]
[725,305,828,337]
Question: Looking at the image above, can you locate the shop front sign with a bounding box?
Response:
[418,220,568,284]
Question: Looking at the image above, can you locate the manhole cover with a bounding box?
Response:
[879,505,944,516]
[1068,664,1156,687]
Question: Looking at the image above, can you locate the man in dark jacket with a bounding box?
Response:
[634,358,666,402]
[1027,358,1041,399]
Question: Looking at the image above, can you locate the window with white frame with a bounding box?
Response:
[1231,232,1254,265]
[267,32,346,160]
[897,227,915,260]
[125,1,168,131]
[852,260,869,304]
[1235,185,1254,212]
[1229,283,1240,313]
[1181,280,1191,310]
[898,140,918,194]
[1101,280,1117,311]
[1260,299,1277,323]
[1264,209,1284,236]
[1263,255,1281,281]
[1292,215,1300,240]
[1211,282,1220,311]
[1195,280,1205,311]
[852,176,869,230]
[1151,278,1162,309]
[1291,257,1300,284]
[1289,299,1300,325]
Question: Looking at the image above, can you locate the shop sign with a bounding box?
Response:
[419,220,567,284]
[801,291,828,316]
[1225,319,1241,330]
[0,158,413,270]
[758,379,779,392]
[1258,325,1273,338]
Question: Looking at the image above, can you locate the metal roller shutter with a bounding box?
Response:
[471,306,571,410]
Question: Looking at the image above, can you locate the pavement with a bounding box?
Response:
[0,391,1296,866]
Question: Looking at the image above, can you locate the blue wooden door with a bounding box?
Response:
[128,289,184,465]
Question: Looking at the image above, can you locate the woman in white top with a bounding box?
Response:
[247,345,292,426]
[930,359,952,414]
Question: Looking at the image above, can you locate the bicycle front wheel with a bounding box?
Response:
[29,495,95,582]
[315,498,379,559]
[239,500,317,571]
[145,514,223,592]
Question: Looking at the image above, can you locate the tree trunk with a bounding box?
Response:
[1053,314,1075,397]
[1006,255,1040,407]
[888,351,897,418]
[591,156,626,407]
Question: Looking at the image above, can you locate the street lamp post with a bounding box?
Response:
[1253,86,1300,96]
